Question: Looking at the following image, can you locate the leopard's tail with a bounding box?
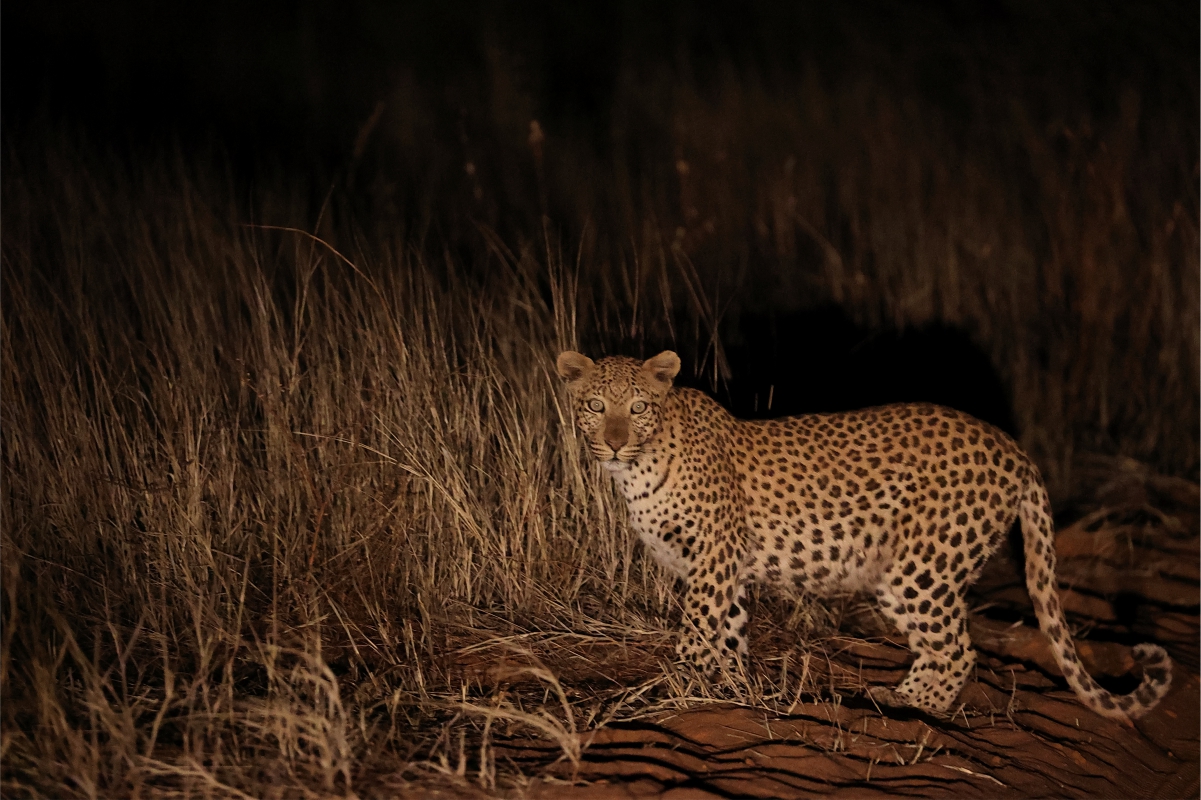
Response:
[1019,469,1171,722]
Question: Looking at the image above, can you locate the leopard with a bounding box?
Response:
[556,349,1172,722]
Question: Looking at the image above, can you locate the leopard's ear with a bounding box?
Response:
[641,350,681,390]
[556,351,595,384]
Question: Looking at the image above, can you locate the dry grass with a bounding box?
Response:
[1,144,651,798]
[2,40,1197,797]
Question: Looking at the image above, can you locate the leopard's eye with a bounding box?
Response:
[586,398,605,413]
[630,400,648,414]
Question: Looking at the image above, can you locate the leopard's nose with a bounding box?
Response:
[603,418,630,453]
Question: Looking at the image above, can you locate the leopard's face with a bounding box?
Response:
[556,350,680,471]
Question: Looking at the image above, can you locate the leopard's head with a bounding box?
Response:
[556,350,680,470]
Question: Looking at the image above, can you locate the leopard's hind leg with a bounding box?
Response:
[870,559,976,714]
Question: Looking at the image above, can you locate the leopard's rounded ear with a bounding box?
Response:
[642,351,681,389]
[556,351,595,384]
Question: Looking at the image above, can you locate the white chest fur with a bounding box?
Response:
[609,456,693,578]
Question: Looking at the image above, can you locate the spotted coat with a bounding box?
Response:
[557,350,1172,721]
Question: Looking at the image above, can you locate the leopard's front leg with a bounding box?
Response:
[676,551,750,673]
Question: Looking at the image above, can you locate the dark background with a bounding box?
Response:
[6,2,1194,165]
[4,0,1198,465]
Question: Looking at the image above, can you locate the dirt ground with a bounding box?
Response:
[387,459,1200,799]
